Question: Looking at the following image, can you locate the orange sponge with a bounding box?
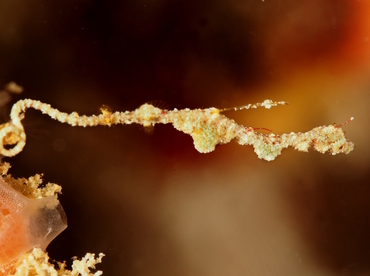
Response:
[0,177,67,269]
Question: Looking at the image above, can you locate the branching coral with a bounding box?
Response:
[10,248,104,276]
[0,98,355,161]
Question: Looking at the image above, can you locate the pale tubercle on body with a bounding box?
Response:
[0,176,67,271]
[0,98,354,161]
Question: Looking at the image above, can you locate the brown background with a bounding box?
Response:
[1,0,370,275]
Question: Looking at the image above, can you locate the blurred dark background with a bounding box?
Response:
[1,0,370,275]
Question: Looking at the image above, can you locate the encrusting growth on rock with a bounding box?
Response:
[0,163,104,276]
[0,98,354,161]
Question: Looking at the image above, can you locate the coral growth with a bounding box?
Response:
[0,163,104,276]
[10,248,104,276]
[0,176,67,267]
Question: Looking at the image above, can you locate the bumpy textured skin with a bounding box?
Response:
[0,99,355,161]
